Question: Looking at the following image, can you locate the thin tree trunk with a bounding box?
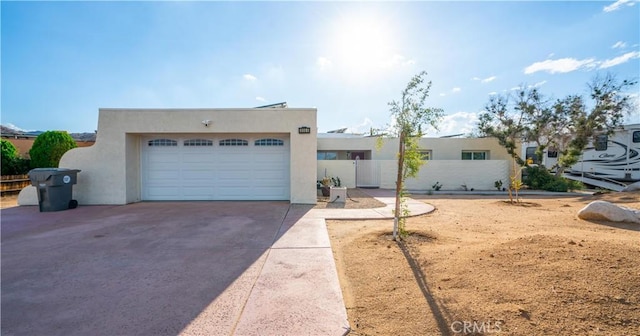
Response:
[394,132,405,240]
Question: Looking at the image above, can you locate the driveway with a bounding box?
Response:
[1,202,349,336]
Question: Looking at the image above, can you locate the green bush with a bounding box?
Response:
[523,166,583,192]
[1,140,31,175]
[1,140,19,175]
[29,131,77,168]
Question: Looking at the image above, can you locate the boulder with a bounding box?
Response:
[578,201,640,224]
[621,182,640,192]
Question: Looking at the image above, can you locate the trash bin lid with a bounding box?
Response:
[29,168,81,174]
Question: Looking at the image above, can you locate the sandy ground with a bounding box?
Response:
[315,188,386,209]
[328,192,640,336]
[0,193,19,209]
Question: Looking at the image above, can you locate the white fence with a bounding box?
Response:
[318,160,511,191]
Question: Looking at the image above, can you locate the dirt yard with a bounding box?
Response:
[315,188,386,209]
[328,192,640,335]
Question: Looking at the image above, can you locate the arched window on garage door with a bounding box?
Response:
[184,139,213,146]
[148,139,177,146]
[219,139,248,146]
[254,138,284,146]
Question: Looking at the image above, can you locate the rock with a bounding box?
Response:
[621,181,640,192]
[578,201,640,224]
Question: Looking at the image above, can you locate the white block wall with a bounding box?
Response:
[318,160,511,191]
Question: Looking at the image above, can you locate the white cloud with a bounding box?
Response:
[316,57,333,70]
[382,54,416,67]
[612,41,627,49]
[510,86,522,91]
[603,0,638,12]
[524,57,596,74]
[256,96,266,102]
[481,76,497,83]
[528,80,547,88]
[451,87,461,93]
[346,117,375,134]
[439,93,446,97]
[3,123,34,132]
[471,76,496,83]
[243,74,257,81]
[599,51,640,69]
[426,111,479,137]
[488,92,498,95]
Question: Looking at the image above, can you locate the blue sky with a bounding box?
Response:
[2,0,639,135]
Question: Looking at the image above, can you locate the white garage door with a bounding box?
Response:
[141,135,290,200]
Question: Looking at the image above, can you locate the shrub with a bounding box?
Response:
[1,140,19,175]
[29,131,77,168]
[1,140,31,175]
[523,166,583,192]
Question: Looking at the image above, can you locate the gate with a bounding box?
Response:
[355,160,380,188]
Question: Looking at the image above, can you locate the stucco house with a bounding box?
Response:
[20,108,318,205]
[18,107,515,206]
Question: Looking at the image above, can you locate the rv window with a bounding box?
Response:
[547,150,558,158]
[595,135,608,151]
[633,131,640,143]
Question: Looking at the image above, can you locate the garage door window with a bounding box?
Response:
[148,139,177,146]
[219,139,248,146]
[255,138,284,146]
[184,139,213,146]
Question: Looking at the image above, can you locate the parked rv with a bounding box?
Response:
[523,124,640,190]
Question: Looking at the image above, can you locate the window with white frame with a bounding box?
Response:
[148,139,177,146]
[317,151,338,160]
[219,139,248,146]
[419,150,432,160]
[255,138,284,146]
[461,151,488,160]
[184,139,213,146]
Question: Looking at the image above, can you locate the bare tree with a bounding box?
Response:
[388,71,443,240]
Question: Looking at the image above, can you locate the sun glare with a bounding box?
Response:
[325,12,400,78]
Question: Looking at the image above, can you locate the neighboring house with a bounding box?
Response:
[317,134,517,191]
[17,107,517,206]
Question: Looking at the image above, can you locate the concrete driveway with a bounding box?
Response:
[1,202,349,336]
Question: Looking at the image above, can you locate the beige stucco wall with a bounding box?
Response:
[20,108,317,205]
[316,136,519,190]
[318,136,516,160]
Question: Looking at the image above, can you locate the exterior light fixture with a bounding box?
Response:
[298,126,311,134]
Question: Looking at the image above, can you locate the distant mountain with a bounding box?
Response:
[1,124,95,142]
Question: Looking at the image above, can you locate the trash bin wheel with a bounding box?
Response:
[69,200,78,209]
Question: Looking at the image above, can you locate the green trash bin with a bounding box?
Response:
[28,168,81,212]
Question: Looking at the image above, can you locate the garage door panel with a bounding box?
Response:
[148,153,179,164]
[182,187,214,198]
[182,152,214,161]
[146,187,181,198]
[256,170,286,180]
[147,170,181,181]
[142,135,289,201]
